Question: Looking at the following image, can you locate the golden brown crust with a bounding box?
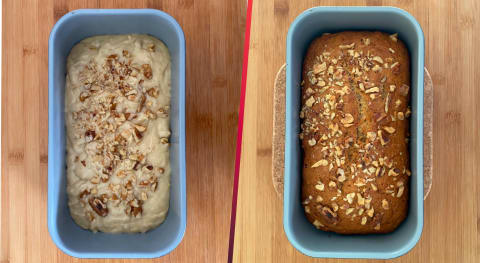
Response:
[300,31,411,234]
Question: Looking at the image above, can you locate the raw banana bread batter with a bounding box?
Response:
[65,34,171,233]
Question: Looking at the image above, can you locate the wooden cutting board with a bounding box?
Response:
[234,0,480,262]
[1,0,245,262]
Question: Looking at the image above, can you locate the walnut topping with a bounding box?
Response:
[365,87,379,93]
[363,38,371,45]
[328,181,337,188]
[313,220,324,228]
[367,208,374,217]
[345,208,355,215]
[374,223,381,230]
[89,197,108,217]
[90,176,100,184]
[366,132,377,142]
[361,216,367,225]
[321,206,338,221]
[313,62,327,73]
[147,88,159,98]
[142,64,153,79]
[341,114,354,125]
[79,91,90,102]
[315,182,325,191]
[331,202,339,212]
[372,64,382,72]
[378,130,390,146]
[346,193,355,204]
[337,168,346,182]
[389,48,395,53]
[382,199,389,210]
[405,107,412,117]
[388,168,400,177]
[305,96,315,107]
[339,43,355,49]
[308,138,317,146]
[397,112,405,120]
[397,186,405,197]
[357,193,365,205]
[85,130,96,142]
[79,189,90,199]
[304,206,311,214]
[372,56,384,64]
[383,126,396,134]
[359,83,365,91]
[390,62,399,69]
[390,33,398,42]
[312,159,328,168]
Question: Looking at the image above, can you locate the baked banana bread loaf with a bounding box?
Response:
[300,31,411,234]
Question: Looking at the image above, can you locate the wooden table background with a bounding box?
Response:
[234,0,480,262]
[1,0,245,262]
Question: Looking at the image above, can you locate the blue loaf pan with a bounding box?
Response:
[285,7,424,259]
[48,9,186,258]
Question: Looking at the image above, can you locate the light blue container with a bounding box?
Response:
[285,7,424,259]
[48,9,186,258]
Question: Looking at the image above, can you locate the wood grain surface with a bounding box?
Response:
[1,0,245,262]
[234,0,480,262]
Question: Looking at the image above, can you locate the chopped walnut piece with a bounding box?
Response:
[346,193,355,204]
[341,114,354,125]
[79,189,90,199]
[378,130,390,146]
[372,64,382,72]
[305,96,315,107]
[315,182,325,191]
[382,199,389,210]
[147,88,159,98]
[372,56,384,64]
[345,208,355,215]
[339,43,355,49]
[383,126,396,134]
[313,220,324,228]
[365,87,379,93]
[390,33,398,42]
[313,62,327,74]
[90,176,100,184]
[397,186,405,197]
[361,216,367,225]
[304,206,311,214]
[312,159,328,168]
[388,168,400,177]
[142,64,153,79]
[366,208,374,218]
[88,197,108,217]
[85,130,96,142]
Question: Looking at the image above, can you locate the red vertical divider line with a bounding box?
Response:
[227,0,253,262]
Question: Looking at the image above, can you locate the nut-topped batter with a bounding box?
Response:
[65,34,171,233]
[300,31,411,234]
